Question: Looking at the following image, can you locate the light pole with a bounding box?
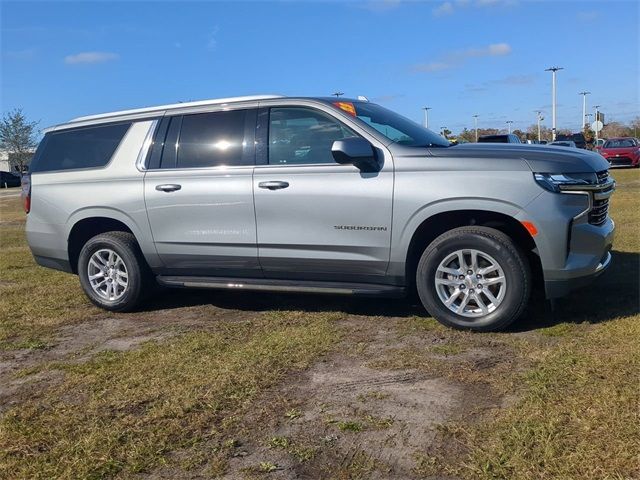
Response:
[472,114,479,142]
[545,67,563,140]
[422,107,432,129]
[332,92,344,98]
[594,105,601,142]
[506,120,513,134]
[535,111,543,142]
[579,91,591,130]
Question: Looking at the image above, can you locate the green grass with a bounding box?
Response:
[0,312,339,478]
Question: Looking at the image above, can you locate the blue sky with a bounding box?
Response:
[2,0,638,135]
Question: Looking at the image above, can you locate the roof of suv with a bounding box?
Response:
[47,95,367,132]
[67,94,284,125]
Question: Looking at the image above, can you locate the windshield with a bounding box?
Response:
[335,102,450,148]
[604,139,635,148]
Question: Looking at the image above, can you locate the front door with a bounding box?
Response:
[253,106,393,282]
[144,108,260,276]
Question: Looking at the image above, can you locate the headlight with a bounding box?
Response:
[534,172,598,193]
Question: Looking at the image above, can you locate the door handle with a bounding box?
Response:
[155,184,182,192]
[258,181,289,190]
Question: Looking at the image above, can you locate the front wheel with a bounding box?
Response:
[416,226,531,332]
[77,232,151,312]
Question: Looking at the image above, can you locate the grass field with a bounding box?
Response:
[0,169,638,479]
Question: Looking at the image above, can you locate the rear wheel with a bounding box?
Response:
[416,226,530,332]
[78,232,151,312]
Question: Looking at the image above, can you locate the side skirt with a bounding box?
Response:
[156,275,406,297]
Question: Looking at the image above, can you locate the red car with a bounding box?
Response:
[598,137,640,168]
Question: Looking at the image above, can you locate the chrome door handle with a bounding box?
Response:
[155,184,182,192]
[258,181,289,190]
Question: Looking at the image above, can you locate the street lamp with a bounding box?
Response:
[545,66,564,140]
[332,92,344,98]
[472,114,479,142]
[422,107,432,129]
[594,105,601,142]
[535,111,544,142]
[579,91,591,130]
[506,120,514,134]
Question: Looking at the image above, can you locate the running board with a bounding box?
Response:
[156,276,405,297]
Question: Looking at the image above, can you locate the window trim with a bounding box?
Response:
[29,120,134,175]
[258,105,362,168]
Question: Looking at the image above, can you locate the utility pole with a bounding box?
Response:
[332,92,344,98]
[545,67,563,140]
[472,114,479,142]
[535,111,543,142]
[579,91,591,130]
[422,107,432,129]
[506,120,513,134]
[594,105,601,142]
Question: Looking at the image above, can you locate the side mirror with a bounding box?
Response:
[331,137,378,172]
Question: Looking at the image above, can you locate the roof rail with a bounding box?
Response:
[68,94,284,124]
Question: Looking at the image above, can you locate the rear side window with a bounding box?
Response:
[175,109,254,168]
[30,123,131,173]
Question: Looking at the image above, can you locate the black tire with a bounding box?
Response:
[77,231,152,312]
[416,226,531,332]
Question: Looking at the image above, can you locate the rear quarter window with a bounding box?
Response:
[30,122,131,173]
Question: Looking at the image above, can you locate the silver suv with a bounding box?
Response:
[23,95,615,331]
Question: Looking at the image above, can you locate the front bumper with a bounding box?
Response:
[544,249,612,298]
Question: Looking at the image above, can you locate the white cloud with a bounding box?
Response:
[64,51,119,65]
[413,43,512,73]
[432,0,517,16]
[433,1,454,16]
[206,26,220,51]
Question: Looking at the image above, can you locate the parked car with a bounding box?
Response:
[0,171,21,188]
[477,134,522,144]
[23,95,615,331]
[598,137,640,167]
[594,138,606,149]
[556,133,587,149]
[549,141,577,148]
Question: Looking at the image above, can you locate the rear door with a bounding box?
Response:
[253,104,393,282]
[144,107,260,276]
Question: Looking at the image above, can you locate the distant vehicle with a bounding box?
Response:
[556,133,587,149]
[549,141,577,148]
[595,138,606,148]
[478,134,522,144]
[0,171,21,188]
[598,137,640,168]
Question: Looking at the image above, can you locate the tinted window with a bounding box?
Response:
[177,110,251,168]
[268,107,356,165]
[604,139,635,148]
[31,123,131,173]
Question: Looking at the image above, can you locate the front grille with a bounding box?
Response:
[589,170,611,226]
[609,156,632,166]
[589,198,609,226]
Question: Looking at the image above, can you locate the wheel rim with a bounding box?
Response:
[87,249,129,301]
[434,249,507,318]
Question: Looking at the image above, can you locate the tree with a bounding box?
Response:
[0,109,39,173]
[601,121,632,139]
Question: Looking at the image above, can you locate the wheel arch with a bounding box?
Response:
[403,209,543,292]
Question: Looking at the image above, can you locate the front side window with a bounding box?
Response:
[30,122,131,173]
[268,107,357,165]
[333,102,450,148]
[177,110,250,168]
